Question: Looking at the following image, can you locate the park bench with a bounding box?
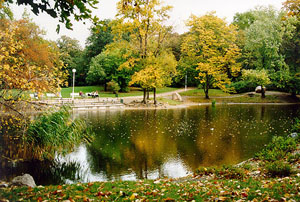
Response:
[70,93,80,97]
[29,94,38,99]
[46,93,56,98]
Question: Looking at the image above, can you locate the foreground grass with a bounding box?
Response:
[1,136,300,201]
[1,177,300,201]
[60,86,179,98]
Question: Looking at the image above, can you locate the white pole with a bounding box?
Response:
[72,69,76,100]
[185,73,187,91]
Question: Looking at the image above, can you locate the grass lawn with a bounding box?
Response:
[188,94,299,103]
[155,97,183,105]
[180,89,231,97]
[60,86,179,98]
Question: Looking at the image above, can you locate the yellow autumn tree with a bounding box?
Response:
[130,51,177,103]
[181,12,241,99]
[110,0,177,104]
[0,19,66,134]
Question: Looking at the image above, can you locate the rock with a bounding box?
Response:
[289,132,298,139]
[0,182,9,188]
[11,174,36,187]
[255,86,266,93]
[172,92,182,101]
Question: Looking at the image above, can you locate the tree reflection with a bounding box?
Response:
[1,105,299,184]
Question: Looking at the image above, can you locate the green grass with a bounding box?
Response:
[179,89,231,97]
[188,94,289,103]
[60,86,104,98]
[60,86,179,98]
[1,175,300,201]
[156,97,183,105]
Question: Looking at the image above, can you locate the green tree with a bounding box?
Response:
[6,0,99,31]
[0,0,13,20]
[282,0,300,96]
[237,6,295,92]
[87,45,135,92]
[243,7,287,71]
[85,20,114,61]
[56,35,83,86]
[242,69,271,98]
[181,13,241,99]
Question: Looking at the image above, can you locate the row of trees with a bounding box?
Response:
[57,0,300,101]
[1,0,300,105]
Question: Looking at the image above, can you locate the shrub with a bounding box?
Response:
[292,118,300,134]
[107,80,120,94]
[25,106,92,160]
[287,153,300,163]
[265,160,292,177]
[255,136,297,161]
[196,165,245,179]
[216,165,245,179]
[195,166,216,176]
[229,80,256,94]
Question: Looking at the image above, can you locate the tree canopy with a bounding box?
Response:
[5,0,99,31]
[181,13,241,99]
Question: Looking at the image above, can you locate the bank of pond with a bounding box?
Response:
[0,104,299,186]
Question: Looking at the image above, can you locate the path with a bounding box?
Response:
[120,87,196,103]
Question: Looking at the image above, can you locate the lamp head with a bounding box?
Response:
[72,69,76,73]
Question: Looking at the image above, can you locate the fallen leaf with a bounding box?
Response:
[130,193,138,200]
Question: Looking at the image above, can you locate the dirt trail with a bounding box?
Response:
[120,87,195,103]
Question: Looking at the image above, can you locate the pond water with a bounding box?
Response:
[1,104,299,185]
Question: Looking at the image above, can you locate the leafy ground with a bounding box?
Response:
[1,177,300,201]
[1,136,300,201]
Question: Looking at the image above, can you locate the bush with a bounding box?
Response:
[196,166,216,176]
[25,106,92,160]
[292,118,300,134]
[107,80,120,94]
[217,165,245,179]
[287,153,300,163]
[255,136,297,161]
[229,80,256,94]
[265,161,292,177]
[196,165,245,179]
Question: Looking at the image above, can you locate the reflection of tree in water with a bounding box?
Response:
[0,158,82,185]
[86,110,178,180]
[83,105,300,180]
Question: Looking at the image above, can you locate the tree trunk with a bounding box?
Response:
[104,81,107,92]
[261,86,266,98]
[204,73,210,99]
[153,88,157,105]
[205,88,209,99]
[147,89,149,101]
[142,88,147,104]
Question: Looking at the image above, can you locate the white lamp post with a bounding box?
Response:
[185,73,187,91]
[72,69,76,100]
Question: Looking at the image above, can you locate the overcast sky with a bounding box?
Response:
[12,0,285,47]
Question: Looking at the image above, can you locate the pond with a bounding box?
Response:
[1,104,299,185]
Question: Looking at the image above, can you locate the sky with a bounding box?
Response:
[12,0,285,47]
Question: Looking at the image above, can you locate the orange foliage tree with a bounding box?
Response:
[0,18,66,134]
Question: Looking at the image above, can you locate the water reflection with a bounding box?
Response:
[1,105,299,185]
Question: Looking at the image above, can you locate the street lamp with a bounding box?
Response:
[185,73,187,91]
[72,69,76,100]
